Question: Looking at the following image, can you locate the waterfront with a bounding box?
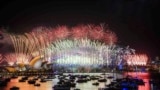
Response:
[0,72,154,90]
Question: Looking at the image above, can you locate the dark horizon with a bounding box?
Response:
[0,0,159,59]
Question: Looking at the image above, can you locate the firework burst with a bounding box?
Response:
[46,38,119,66]
[88,24,104,40]
[71,25,89,39]
[125,54,148,66]
[53,25,70,40]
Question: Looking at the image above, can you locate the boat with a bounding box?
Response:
[28,79,36,84]
[40,79,47,82]
[19,79,26,82]
[92,82,99,86]
[53,84,70,90]
[34,83,40,86]
[10,86,19,90]
[98,78,107,82]
[21,76,28,80]
[76,78,87,83]
[11,75,18,79]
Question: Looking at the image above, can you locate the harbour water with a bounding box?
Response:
[0,72,152,90]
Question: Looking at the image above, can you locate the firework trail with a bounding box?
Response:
[4,53,17,66]
[0,54,3,64]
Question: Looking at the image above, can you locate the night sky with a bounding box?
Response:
[0,0,159,59]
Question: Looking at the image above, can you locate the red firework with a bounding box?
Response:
[46,30,56,42]
[103,31,117,45]
[53,25,70,40]
[30,24,118,45]
[88,25,104,40]
[71,25,89,39]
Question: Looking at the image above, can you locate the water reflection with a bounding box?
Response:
[1,77,53,90]
[0,72,151,90]
[124,72,150,90]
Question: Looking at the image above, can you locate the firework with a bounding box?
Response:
[53,25,70,40]
[125,54,148,66]
[71,25,89,39]
[88,24,104,40]
[5,24,148,71]
[9,34,33,64]
[46,38,119,66]
[4,53,17,66]
[33,25,121,67]
[4,27,51,68]
[0,54,3,63]
[103,31,117,45]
